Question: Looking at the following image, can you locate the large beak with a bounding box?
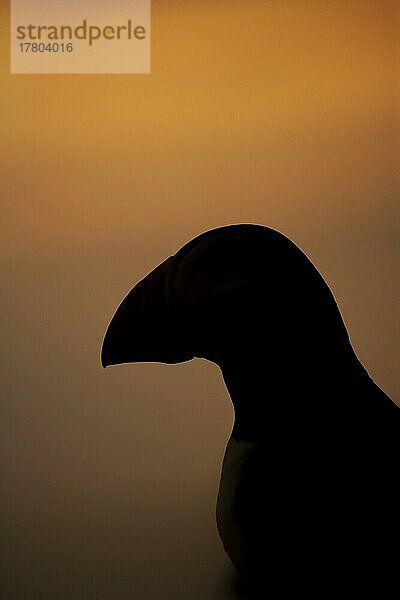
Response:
[101,256,193,368]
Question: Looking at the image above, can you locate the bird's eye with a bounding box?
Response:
[172,234,265,317]
[179,235,261,286]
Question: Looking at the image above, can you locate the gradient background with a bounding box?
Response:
[1,1,399,598]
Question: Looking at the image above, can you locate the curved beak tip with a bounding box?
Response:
[100,330,114,368]
[100,347,109,368]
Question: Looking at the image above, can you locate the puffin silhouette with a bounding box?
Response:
[101,224,399,593]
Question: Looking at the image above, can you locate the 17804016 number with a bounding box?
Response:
[19,43,73,52]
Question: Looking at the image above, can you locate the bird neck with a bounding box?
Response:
[219,349,366,443]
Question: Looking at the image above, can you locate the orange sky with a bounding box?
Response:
[1,0,398,255]
[1,2,399,597]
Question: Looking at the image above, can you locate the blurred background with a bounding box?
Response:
[1,1,399,598]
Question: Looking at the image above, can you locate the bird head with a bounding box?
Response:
[101,225,350,371]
